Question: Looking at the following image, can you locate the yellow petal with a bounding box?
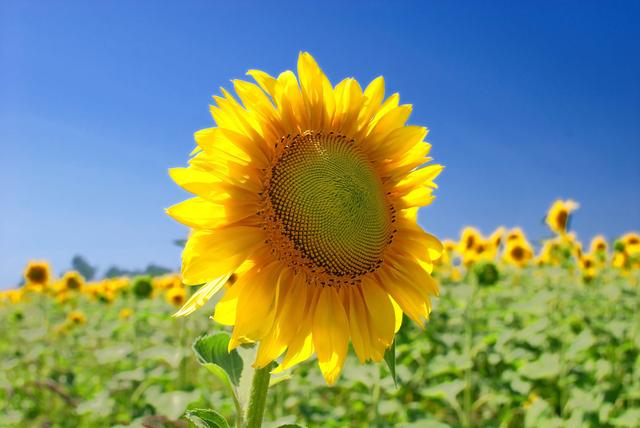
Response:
[356,76,385,135]
[361,280,395,348]
[366,125,426,161]
[229,262,280,349]
[312,287,350,385]
[247,69,278,98]
[297,52,334,129]
[272,315,315,374]
[173,274,231,317]
[255,272,309,367]
[274,70,306,132]
[347,287,374,363]
[390,297,403,333]
[212,283,242,325]
[166,197,230,229]
[395,164,443,194]
[181,227,263,285]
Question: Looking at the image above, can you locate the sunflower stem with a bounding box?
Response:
[463,277,477,427]
[245,362,273,428]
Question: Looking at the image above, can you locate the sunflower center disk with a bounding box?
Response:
[267,132,393,279]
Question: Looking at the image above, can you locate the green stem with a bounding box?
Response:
[372,380,381,427]
[463,278,477,427]
[245,363,273,428]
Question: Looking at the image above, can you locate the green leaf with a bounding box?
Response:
[610,408,640,427]
[144,386,201,420]
[384,339,397,387]
[518,353,561,380]
[277,425,306,428]
[193,333,243,386]
[421,380,465,410]
[185,408,230,428]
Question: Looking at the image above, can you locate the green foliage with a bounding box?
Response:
[193,333,243,387]
[185,408,230,428]
[384,339,397,387]
[0,267,638,427]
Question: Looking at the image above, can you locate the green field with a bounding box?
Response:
[1,266,638,428]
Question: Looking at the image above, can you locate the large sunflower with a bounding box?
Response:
[167,52,443,384]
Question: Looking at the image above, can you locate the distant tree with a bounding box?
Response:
[104,266,129,279]
[144,264,172,277]
[71,255,97,280]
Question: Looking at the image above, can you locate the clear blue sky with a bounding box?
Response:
[1,1,639,287]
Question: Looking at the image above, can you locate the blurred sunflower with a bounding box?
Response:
[23,260,52,291]
[620,232,640,256]
[579,254,598,282]
[503,240,533,267]
[165,287,186,308]
[435,239,457,266]
[459,226,481,253]
[545,199,578,236]
[119,308,134,320]
[489,226,505,249]
[61,271,85,292]
[0,289,22,305]
[168,52,443,384]
[589,235,608,254]
[153,274,183,292]
[505,227,526,244]
[67,311,87,326]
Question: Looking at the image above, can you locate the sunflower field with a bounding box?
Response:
[2,210,639,428]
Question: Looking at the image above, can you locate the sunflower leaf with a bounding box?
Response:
[185,408,230,428]
[384,339,397,387]
[193,333,243,386]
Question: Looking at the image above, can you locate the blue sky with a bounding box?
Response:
[1,1,639,286]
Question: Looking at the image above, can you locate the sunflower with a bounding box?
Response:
[620,232,640,256]
[0,289,22,305]
[536,241,556,266]
[23,260,52,291]
[166,287,187,308]
[589,235,608,254]
[168,52,443,384]
[459,227,481,254]
[505,227,525,244]
[545,199,578,236]
[67,311,87,326]
[61,271,85,292]
[435,239,457,266]
[489,226,505,250]
[119,308,134,320]
[503,240,533,267]
[153,274,184,292]
[579,254,598,282]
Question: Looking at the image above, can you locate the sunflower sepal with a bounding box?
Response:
[383,338,397,388]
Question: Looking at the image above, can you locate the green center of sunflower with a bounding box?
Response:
[267,131,393,277]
